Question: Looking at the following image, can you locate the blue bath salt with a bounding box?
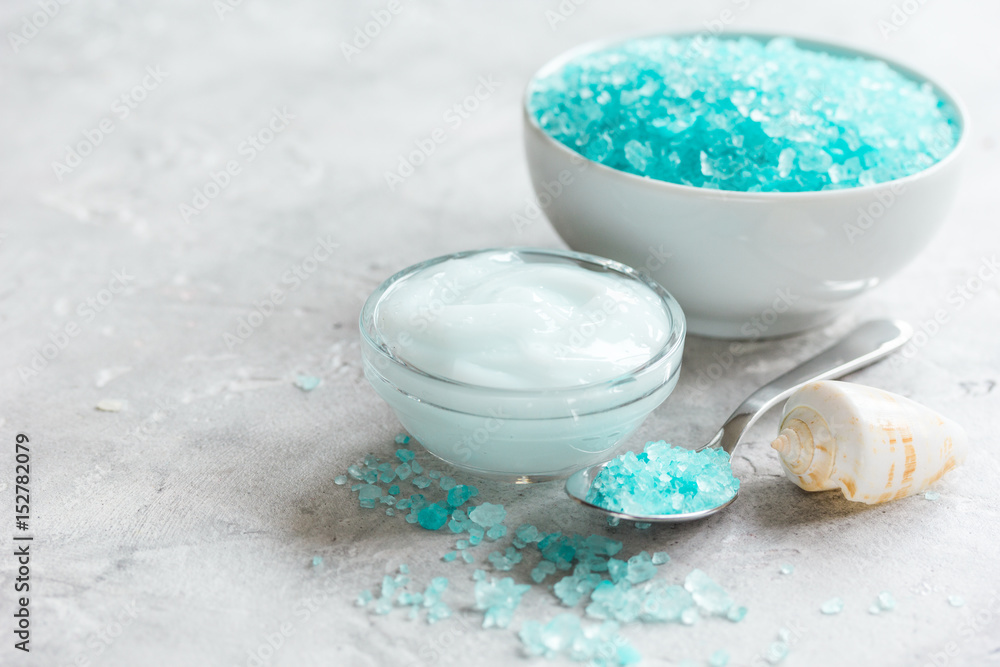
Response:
[586,442,739,515]
[294,375,321,391]
[418,503,450,530]
[520,614,640,665]
[528,36,959,192]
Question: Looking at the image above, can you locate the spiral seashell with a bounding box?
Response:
[770,381,967,504]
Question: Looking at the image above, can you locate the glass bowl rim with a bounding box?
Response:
[359,246,687,399]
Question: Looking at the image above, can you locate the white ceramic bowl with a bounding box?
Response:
[523,33,967,339]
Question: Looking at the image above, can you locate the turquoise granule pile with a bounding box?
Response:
[585,441,739,515]
[528,36,959,192]
[341,435,748,665]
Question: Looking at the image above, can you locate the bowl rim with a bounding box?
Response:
[359,246,687,398]
[522,30,969,201]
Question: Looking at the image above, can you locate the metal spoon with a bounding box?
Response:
[565,319,914,523]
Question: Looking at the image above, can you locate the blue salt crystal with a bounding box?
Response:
[311,556,323,568]
[821,597,844,615]
[439,476,457,491]
[412,475,431,489]
[607,516,621,527]
[519,615,640,665]
[409,494,427,510]
[925,491,941,501]
[456,540,469,550]
[528,36,958,193]
[405,511,419,524]
[469,502,507,528]
[410,460,423,474]
[386,507,395,516]
[428,470,441,479]
[726,605,748,623]
[294,375,322,391]
[418,503,449,531]
[399,564,409,574]
[442,551,458,562]
[364,455,378,468]
[389,484,400,496]
[395,463,412,480]
[396,498,411,509]
[625,552,658,584]
[531,560,557,583]
[351,483,363,492]
[948,596,965,607]
[358,485,382,509]
[395,434,411,445]
[486,525,507,541]
[877,591,896,611]
[379,470,396,484]
[363,470,378,485]
[395,448,414,462]
[488,547,523,571]
[607,559,627,584]
[766,641,789,664]
[515,524,540,544]
[379,495,395,505]
[651,551,670,566]
[468,526,485,546]
[474,577,531,629]
[446,485,473,508]
[334,475,348,485]
[355,590,373,606]
[684,569,734,616]
[586,442,739,516]
[634,522,652,530]
[461,551,474,564]
[780,564,794,575]
[473,569,486,581]
[347,464,364,480]
[427,601,451,624]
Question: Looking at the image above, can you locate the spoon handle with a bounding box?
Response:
[707,319,913,454]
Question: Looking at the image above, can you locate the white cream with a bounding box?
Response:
[374,251,671,389]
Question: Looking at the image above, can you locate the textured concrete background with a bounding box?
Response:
[1,1,998,666]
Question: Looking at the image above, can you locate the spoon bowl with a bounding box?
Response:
[564,319,913,522]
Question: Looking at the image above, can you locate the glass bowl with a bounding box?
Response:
[359,247,686,482]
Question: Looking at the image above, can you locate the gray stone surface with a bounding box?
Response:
[1,1,998,666]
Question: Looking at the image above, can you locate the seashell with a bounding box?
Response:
[770,381,967,504]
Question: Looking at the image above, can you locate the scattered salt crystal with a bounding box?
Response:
[709,650,730,667]
[651,551,670,565]
[821,597,844,615]
[294,375,321,391]
[96,399,125,412]
[925,491,941,501]
[877,591,896,611]
[779,564,794,575]
[474,577,531,628]
[334,475,348,485]
[948,596,965,607]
